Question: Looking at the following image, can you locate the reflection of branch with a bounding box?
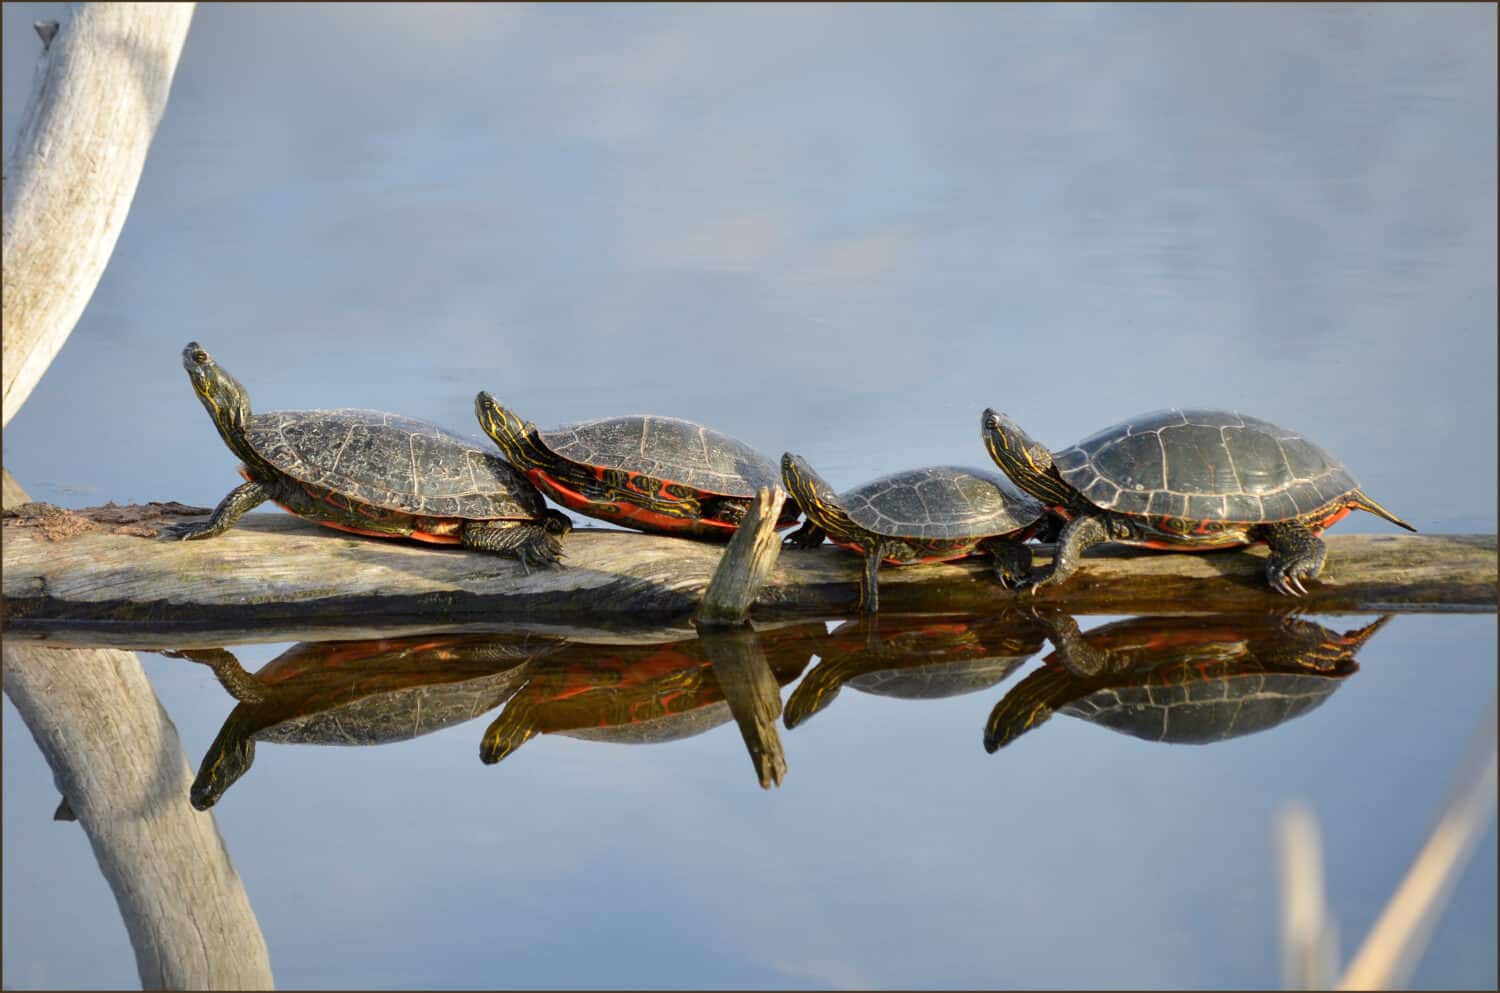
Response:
[1275,802,1337,990]
[1275,704,1498,991]
[2,3,195,427]
[1336,704,1498,990]
[701,630,789,788]
[4,643,274,989]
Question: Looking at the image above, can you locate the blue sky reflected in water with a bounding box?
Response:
[2,2,1496,989]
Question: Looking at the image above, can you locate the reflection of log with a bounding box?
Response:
[1,510,1494,639]
[2,3,195,427]
[4,477,274,989]
[4,645,275,989]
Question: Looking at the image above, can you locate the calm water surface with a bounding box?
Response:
[3,2,1495,989]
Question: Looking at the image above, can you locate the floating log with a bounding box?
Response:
[1,506,1494,646]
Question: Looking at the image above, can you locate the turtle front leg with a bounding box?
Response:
[1251,521,1326,597]
[165,480,269,540]
[978,537,1033,590]
[783,520,826,550]
[461,520,566,574]
[1030,608,1117,678]
[858,542,888,614]
[1025,514,1110,593]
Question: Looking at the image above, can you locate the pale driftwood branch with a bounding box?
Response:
[2,2,195,427]
[695,486,788,627]
[3,475,274,990]
[701,629,789,788]
[1336,705,1498,990]
[1,507,1493,645]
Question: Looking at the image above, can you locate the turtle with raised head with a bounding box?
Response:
[981,408,1415,596]
[983,612,1388,751]
[781,455,1044,613]
[475,393,801,540]
[172,343,570,569]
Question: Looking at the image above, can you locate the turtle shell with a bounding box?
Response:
[538,415,781,497]
[842,466,1042,540]
[1051,409,1359,524]
[246,409,544,520]
[244,635,550,747]
[1063,664,1346,744]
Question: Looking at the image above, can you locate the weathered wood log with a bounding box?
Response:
[695,486,787,627]
[2,3,195,427]
[2,508,1493,646]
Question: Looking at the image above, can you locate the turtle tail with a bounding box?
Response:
[1349,490,1417,532]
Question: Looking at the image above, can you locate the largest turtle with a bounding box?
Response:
[172,343,570,569]
[475,393,801,540]
[981,408,1416,595]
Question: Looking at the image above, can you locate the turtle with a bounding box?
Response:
[782,612,1047,729]
[780,455,1046,613]
[479,622,823,787]
[474,392,801,540]
[980,408,1417,596]
[983,611,1389,751]
[169,633,559,808]
[170,343,571,569]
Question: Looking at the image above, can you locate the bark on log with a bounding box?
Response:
[2,2,195,427]
[2,509,1493,647]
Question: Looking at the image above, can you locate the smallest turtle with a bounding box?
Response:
[781,455,1044,613]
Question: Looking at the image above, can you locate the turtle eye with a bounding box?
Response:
[192,349,209,364]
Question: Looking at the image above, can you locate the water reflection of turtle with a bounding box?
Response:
[480,622,825,785]
[782,613,1047,729]
[174,634,559,808]
[984,613,1390,751]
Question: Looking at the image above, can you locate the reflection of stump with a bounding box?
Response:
[700,630,789,788]
[4,643,274,989]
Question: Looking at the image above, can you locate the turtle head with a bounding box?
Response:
[780,454,845,531]
[475,392,549,470]
[182,342,252,435]
[189,733,255,811]
[981,409,1072,507]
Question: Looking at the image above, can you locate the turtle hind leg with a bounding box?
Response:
[461,520,565,573]
[1251,521,1327,597]
[1025,514,1110,593]
[858,543,888,614]
[165,480,268,540]
[977,537,1032,590]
